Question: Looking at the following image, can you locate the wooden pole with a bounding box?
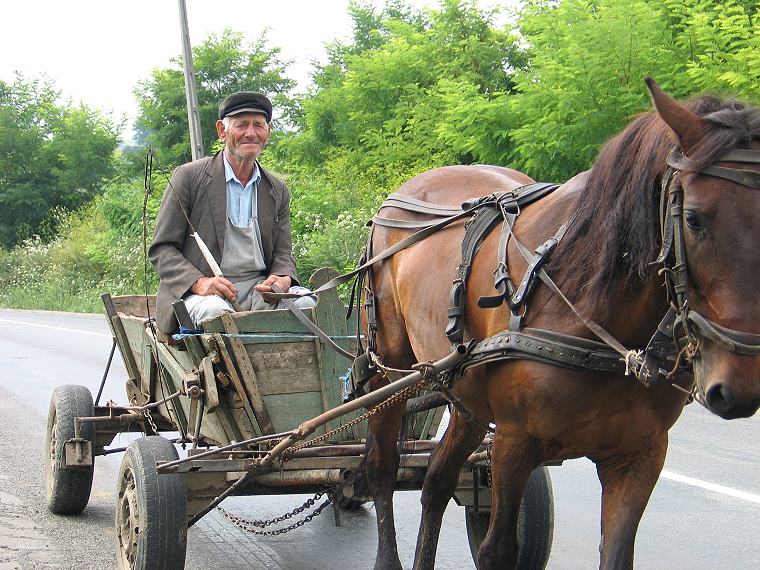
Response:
[178,0,204,160]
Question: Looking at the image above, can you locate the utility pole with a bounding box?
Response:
[178,0,204,161]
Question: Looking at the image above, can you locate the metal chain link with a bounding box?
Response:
[143,408,159,435]
[283,380,427,458]
[217,493,332,535]
[486,439,493,488]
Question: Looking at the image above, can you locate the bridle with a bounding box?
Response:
[657,145,760,369]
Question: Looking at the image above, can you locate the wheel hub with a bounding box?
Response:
[117,468,139,567]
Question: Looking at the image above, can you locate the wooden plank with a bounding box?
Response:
[218,388,257,440]
[200,395,243,446]
[200,356,220,412]
[103,295,139,379]
[204,309,312,334]
[151,337,239,443]
[213,333,262,437]
[111,295,157,318]
[220,313,275,435]
[417,400,446,440]
[140,339,156,397]
[262,392,327,436]
[143,343,187,438]
[312,268,352,437]
[246,342,322,395]
[308,268,369,441]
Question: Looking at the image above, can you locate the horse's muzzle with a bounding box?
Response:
[704,381,760,419]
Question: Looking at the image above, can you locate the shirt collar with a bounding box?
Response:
[223,153,261,187]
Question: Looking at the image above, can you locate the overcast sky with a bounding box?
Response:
[1,0,507,139]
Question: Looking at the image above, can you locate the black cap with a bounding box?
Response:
[218,92,273,122]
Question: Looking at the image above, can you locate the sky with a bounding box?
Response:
[0,0,507,141]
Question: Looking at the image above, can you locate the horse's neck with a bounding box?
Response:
[517,178,668,348]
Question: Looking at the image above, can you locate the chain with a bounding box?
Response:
[283,380,427,458]
[217,493,332,535]
[143,408,159,435]
[485,438,493,488]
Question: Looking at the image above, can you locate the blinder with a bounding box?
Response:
[658,145,760,361]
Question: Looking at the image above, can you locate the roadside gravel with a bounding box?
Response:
[0,387,118,569]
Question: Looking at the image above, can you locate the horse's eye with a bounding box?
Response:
[684,209,703,232]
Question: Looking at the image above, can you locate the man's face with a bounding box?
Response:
[216,112,271,162]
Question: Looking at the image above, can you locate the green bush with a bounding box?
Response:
[0,178,157,312]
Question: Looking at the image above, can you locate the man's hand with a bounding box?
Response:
[254,274,292,294]
[191,276,237,301]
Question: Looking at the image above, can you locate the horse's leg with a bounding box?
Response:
[366,400,407,570]
[477,431,537,570]
[594,436,668,569]
[413,410,487,570]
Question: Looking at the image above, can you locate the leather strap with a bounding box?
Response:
[270,284,354,360]
[666,147,760,189]
[464,328,629,376]
[445,207,504,342]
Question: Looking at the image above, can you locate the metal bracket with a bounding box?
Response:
[63,439,93,469]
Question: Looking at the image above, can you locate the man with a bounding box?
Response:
[149,91,315,334]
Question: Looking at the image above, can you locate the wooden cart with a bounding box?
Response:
[44,269,554,569]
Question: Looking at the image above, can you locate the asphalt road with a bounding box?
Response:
[0,308,758,569]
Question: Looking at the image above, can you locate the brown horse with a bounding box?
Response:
[361,79,760,569]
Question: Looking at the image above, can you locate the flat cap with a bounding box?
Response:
[218,91,273,122]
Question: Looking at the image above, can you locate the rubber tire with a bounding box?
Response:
[115,436,187,570]
[465,466,554,569]
[45,384,95,515]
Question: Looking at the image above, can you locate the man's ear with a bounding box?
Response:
[216,119,226,141]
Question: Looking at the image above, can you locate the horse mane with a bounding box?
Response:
[552,94,760,307]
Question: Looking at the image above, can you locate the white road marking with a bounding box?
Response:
[0,317,111,338]
[661,470,760,504]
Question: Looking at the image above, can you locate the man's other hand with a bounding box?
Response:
[191,276,237,300]
[254,274,292,294]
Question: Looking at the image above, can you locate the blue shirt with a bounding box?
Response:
[223,154,261,226]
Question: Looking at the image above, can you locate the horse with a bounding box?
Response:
[360,78,760,569]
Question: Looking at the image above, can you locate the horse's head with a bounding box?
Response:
[647,78,760,419]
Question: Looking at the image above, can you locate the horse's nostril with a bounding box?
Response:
[705,383,733,414]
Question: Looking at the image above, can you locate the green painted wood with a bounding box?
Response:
[311,268,366,441]
[146,337,188,436]
[213,333,262,438]
[140,339,156,398]
[232,334,355,345]
[245,341,322,395]
[154,339,234,446]
[111,314,143,387]
[218,388,257,440]
[220,313,276,434]
[199,393,243,446]
[261,392,330,437]
[416,402,446,440]
[203,309,314,335]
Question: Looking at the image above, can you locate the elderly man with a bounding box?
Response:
[149,91,315,334]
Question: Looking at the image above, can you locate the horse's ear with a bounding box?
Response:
[645,77,706,151]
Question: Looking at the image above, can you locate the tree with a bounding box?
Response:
[134,28,296,166]
[0,74,121,247]
[272,0,526,277]
[280,0,524,185]
[507,0,758,182]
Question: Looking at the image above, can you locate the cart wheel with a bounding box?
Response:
[115,436,187,570]
[45,384,95,515]
[465,466,554,569]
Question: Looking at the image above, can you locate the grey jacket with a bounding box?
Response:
[149,151,298,333]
